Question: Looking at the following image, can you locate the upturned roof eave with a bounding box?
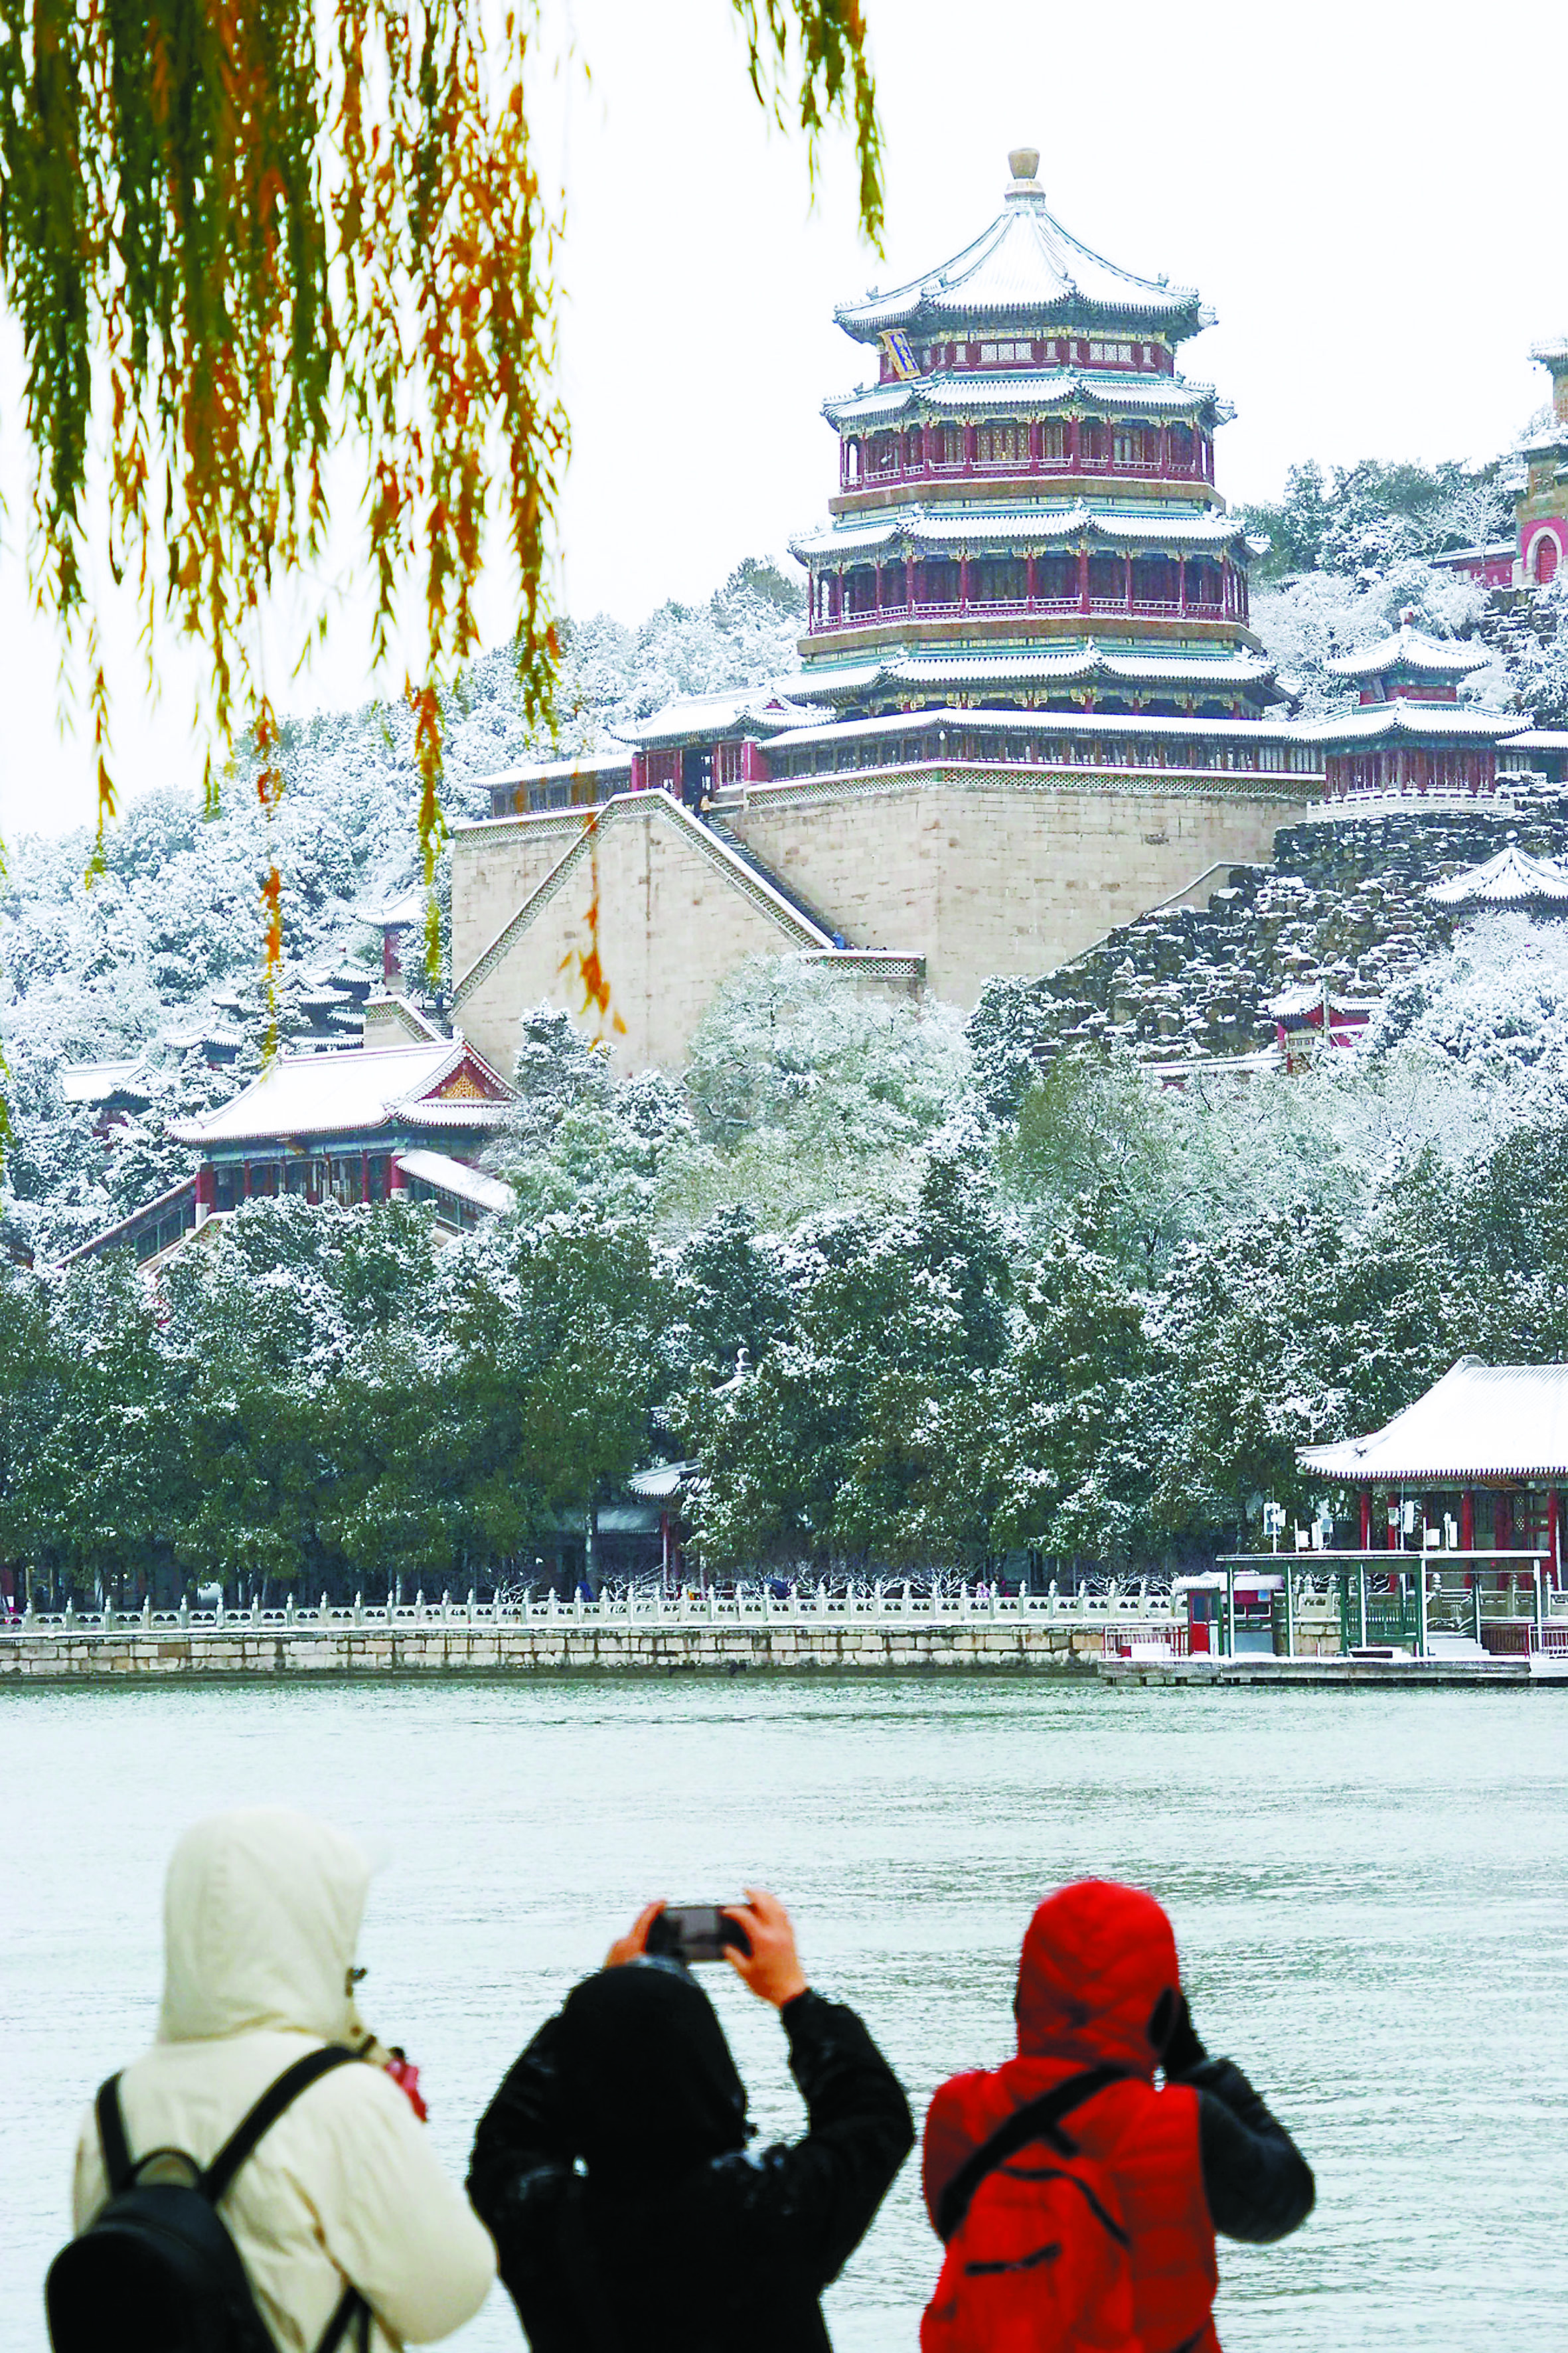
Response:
[833,187,1206,343]
[1300,1447,1568,1481]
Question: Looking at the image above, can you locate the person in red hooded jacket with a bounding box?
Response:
[921,1880,1313,2353]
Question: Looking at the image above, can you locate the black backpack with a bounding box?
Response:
[46,2044,371,2353]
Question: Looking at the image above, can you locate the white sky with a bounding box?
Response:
[1,0,1564,841]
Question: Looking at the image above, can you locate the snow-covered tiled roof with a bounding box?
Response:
[1300,1359,1568,1483]
[824,368,1226,429]
[615,689,830,748]
[171,1040,512,1147]
[795,643,1274,697]
[762,701,1304,754]
[398,1148,514,1215]
[1428,844,1568,907]
[59,1058,150,1106]
[476,752,633,788]
[627,1461,700,1500]
[791,501,1247,561]
[1327,623,1490,681]
[836,160,1204,340]
[1300,699,1530,746]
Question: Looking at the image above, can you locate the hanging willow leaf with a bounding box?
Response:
[0,0,882,1053]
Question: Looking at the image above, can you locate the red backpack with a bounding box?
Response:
[921,2065,1137,2353]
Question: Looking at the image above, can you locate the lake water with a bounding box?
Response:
[5,1676,1567,2352]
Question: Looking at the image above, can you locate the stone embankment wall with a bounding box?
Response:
[1,1621,1109,1680]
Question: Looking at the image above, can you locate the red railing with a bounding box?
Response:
[809,592,1232,634]
[841,455,1212,492]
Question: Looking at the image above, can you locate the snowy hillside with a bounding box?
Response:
[0,562,805,1256]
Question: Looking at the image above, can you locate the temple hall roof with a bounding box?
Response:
[1428,843,1568,908]
[1327,623,1490,683]
[1300,1358,1568,1483]
[171,1039,512,1148]
[836,152,1206,342]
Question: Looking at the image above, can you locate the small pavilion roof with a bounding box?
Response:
[1327,623,1490,683]
[1428,843,1568,907]
[791,501,1249,562]
[836,153,1204,341]
[824,368,1227,430]
[1300,1359,1568,1483]
[171,1038,512,1147]
[1298,699,1529,748]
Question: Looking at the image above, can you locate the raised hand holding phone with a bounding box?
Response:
[722,1888,809,2008]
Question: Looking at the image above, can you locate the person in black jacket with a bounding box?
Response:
[468,1888,913,2353]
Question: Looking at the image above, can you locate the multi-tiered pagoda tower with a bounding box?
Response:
[791,147,1273,722]
[446,146,1548,1074]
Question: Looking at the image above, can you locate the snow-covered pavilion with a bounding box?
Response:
[1306,621,1530,799]
[1300,1358,1568,1571]
[1428,842,1568,909]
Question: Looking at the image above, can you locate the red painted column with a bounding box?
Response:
[196,1165,215,1215]
[388,1152,407,1200]
[963,424,977,469]
[1496,1490,1512,1554]
[1069,416,1082,471]
[1387,1491,1399,1550]
[1026,552,1038,606]
[960,554,971,611]
[1077,546,1090,615]
[1549,1489,1561,1587]
[1360,1489,1371,1548]
[740,736,767,783]
[1028,420,1042,469]
[874,562,883,617]
[1157,424,1170,475]
[1123,554,1133,610]
[629,748,647,791]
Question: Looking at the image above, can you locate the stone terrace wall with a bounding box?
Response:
[0,1623,1106,1680]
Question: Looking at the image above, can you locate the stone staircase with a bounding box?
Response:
[704,817,850,947]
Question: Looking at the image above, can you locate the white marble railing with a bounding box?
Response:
[3,1583,1185,1639]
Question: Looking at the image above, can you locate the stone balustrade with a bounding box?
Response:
[0,1585,1167,1680]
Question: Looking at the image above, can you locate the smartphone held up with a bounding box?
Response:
[645,1905,753,1965]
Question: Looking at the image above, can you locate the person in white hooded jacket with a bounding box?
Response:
[69,1807,495,2353]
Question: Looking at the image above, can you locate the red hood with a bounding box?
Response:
[1014,1879,1180,2075]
